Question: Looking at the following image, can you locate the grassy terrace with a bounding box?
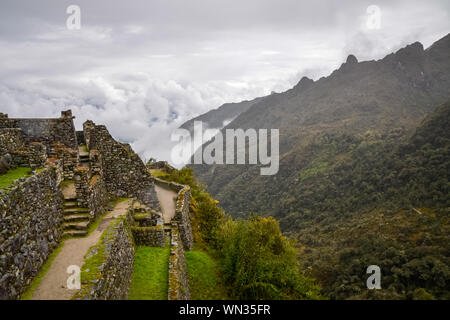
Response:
[185,250,228,300]
[128,246,171,300]
[0,167,32,190]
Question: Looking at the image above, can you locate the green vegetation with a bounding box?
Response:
[0,167,31,189]
[298,208,449,300]
[159,168,322,300]
[185,250,228,300]
[219,215,322,299]
[21,240,65,300]
[298,161,329,182]
[128,246,170,300]
[289,104,450,299]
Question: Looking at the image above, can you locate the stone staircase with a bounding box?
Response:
[62,198,90,237]
[78,145,89,167]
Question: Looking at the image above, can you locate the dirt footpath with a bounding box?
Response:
[30,199,132,300]
[154,184,177,223]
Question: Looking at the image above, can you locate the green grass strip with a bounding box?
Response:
[0,167,32,190]
[128,246,170,300]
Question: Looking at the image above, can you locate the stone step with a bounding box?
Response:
[63,207,90,214]
[63,213,90,222]
[64,201,78,207]
[63,230,88,237]
[63,221,89,231]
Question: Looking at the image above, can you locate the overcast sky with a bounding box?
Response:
[0,0,449,163]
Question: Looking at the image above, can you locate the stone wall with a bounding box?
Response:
[73,208,135,300]
[168,225,190,300]
[89,150,102,176]
[8,142,47,170]
[74,166,90,207]
[0,165,64,300]
[54,143,78,180]
[0,128,24,156]
[87,175,109,221]
[74,167,109,221]
[83,121,160,210]
[131,226,165,247]
[174,187,194,251]
[0,110,78,153]
[131,205,165,247]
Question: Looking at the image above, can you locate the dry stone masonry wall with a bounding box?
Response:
[0,111,78,154]
[83,121,160,210]
[87,175,109,221]
[168,225,190,300]
[0,166,64,299]
[0,128,24,157]
[131,207,165,247]
[54,143,78,180]
[131,226,165,247]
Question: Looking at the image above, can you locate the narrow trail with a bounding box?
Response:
[154,184,177,223]
[30,199,132,300]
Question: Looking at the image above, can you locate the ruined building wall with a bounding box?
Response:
[73,167,109,221]
[83,121,160,210]
[0,111,78,153]
[87,174,109,221]
[0,165,64,300]
[54,143,79,180]
[0,128,24,157]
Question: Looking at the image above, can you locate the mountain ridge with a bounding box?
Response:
[187,33,450,221]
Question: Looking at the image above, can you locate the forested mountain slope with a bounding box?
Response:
[186,34,450,299]
[296,101,450,299]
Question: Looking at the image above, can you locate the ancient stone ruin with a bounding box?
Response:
[0,110,193,300]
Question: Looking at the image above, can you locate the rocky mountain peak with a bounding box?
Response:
[395,41,424,59]
[294,76,314,91]
[346,54,358,64]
